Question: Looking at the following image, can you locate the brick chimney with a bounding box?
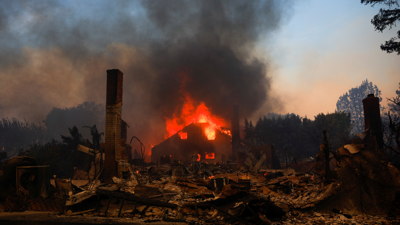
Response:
[362,93,384,152]
[231,105,240,160]
[104,69,124,183]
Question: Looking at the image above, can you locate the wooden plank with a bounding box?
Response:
[96,189,177,208]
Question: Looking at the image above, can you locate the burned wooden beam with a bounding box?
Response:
[95,189,177,208]
[212,205,250,225]
[117,199,125,217]
[148,193,178,199]
[182,191,248,208]
[323,129,331,183]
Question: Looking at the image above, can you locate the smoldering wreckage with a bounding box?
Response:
[0,70,400,225]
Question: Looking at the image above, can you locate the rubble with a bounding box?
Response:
[1,92,400,224]
[315,135,400,216]
[0,156,38,200]
[241,144,281,172]
[1,155,400,225]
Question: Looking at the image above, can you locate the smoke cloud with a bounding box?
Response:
[0,0,292,154]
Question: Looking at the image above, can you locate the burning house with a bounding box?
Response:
[151,122,232,163]
[151,103,243,164]
[150,104,281,167]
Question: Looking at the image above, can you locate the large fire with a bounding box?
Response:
[165,72,226,140]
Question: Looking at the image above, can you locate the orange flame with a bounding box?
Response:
[197,154,201,161]
[205,152,215,159]
[165,71,226,140]
[179,132,187,139]
[221,129,231,136]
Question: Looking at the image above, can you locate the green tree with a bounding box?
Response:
[336,79,384,135]
[362,0,400,54]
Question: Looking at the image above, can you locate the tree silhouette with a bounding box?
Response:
[45,101,105,141]
[243,112,351,164]
[336,79,384,135]
[60,125,84,149]
[30,126,85,178]
[362,0,400,54]
[243,118,256,146]
[0,118,47,155]
[382,82,400,158]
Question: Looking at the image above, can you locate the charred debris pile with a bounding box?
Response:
[1,137,400,225]
[0,70,399,225]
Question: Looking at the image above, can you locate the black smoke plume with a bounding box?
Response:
[0,0,292,155]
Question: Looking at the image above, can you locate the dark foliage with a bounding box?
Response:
[30,126,85,178]
[0,102,104,176]
[0,118,47,156]
[244,112,351,165]
[0,101,104,158]
[336,79,384,135]
[362,0,400,54]
[45,101,105,141]
[382,82,400,166]
[307,112,352,151]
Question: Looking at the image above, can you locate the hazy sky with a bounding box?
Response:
[263,0,399,119]
[0,0,398,153]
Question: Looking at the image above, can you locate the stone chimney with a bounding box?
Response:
[104,69,125,183]
[231,105,240,160]
[362,93,384,152]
